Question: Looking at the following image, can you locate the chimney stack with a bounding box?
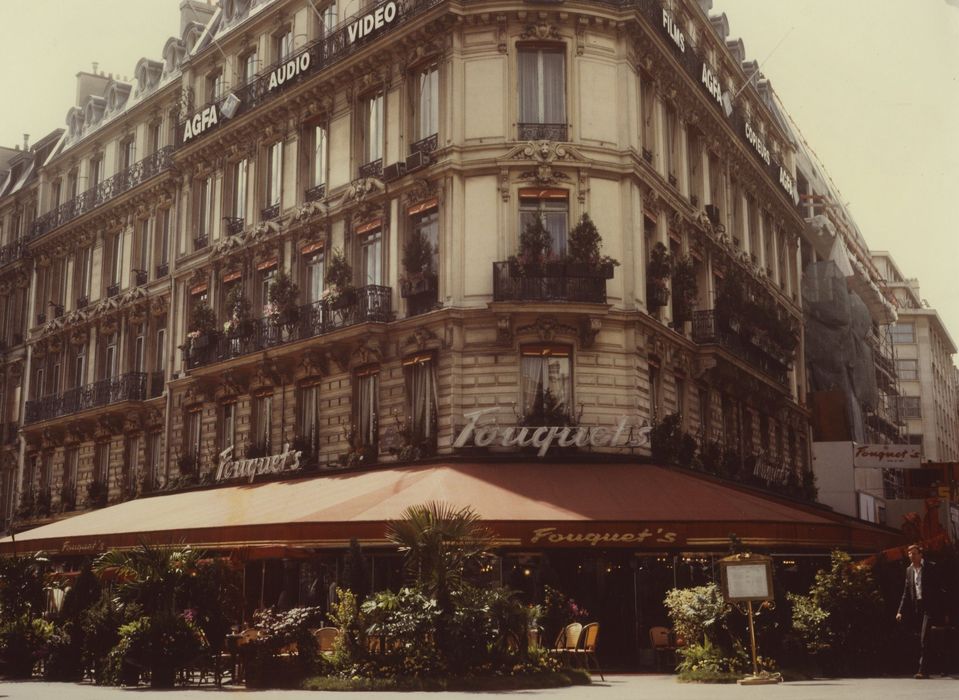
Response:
[23,134,29,151]
[92,61,99,74]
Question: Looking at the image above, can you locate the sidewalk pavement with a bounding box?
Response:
[0,674,956,699]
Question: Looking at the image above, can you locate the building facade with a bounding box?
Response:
[872,251,959,462]
[2,0,819,533]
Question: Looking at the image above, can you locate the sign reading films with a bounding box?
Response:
[853,444,922,469]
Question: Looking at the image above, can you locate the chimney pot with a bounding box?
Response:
[23,134,29,151]
[92,61,98,73]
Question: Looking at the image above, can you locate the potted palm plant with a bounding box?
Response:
[186,300,218,351]
[646,242,673,309]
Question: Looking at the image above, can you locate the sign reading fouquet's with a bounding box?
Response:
[853,444,922,470]
[452,408,652,457]
[215,445,303,483]
[529,526,680,547]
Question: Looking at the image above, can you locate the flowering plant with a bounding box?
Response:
[187,330,201,340]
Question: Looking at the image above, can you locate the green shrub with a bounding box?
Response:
[787,550,885,675]
[241,606,325,688]
[664,583,728,646]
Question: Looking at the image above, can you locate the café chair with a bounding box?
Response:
[649,625,677,672]
[549,622,583,665]
[569,622,603,680]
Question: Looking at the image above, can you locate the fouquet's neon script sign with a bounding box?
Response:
[215,445,302,483]
[451,408,652,457]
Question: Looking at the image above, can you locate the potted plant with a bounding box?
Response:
[86,479,108,509]
[670,255,698,327]
[223,285,254,337]
[646,242,672,309]
[566,213,619,278]
[323,248,356,310]
[399,229,437,298]
[187,300,218,350]
[509,216,553,277]
[267,270,300,327]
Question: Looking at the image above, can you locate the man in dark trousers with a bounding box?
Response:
[896,543,947,678]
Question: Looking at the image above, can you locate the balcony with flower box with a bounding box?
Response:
[691,309,794,388]
[492,261,609,304]
[183,285,393,370]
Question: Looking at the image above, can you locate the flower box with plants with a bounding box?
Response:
[323,248,356,310]
[646,242,672,309]
[400,229,438,298]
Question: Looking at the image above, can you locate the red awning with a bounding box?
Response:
[0,462,902,556]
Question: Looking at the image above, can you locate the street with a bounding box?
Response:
[0,675,957,700]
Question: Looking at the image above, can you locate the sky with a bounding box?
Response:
[0,0,957,345]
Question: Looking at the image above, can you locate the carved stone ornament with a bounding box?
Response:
[150,296,169,317]
[129,304,148,324]
[520,23,561,41]
[346,177,385,203]
[507,140,586,186]
[517,315,579,343]
[251,360,282,390]
[217,369,248,398]
[298,349,328,379]
[402,178,438,210]
[183,382,211,407]
[351,339,382,368]
[94,417,120,439]
[402,327,438,353]
[99,315,119,336]
[123,414,143,434]
[47,335,63,354]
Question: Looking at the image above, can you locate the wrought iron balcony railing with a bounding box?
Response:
[305,184,326,202]
[134,269,148,286]
[518,123,568,142]
[359,159,383,179]
[156,262,169,278]
[24,371,149,424]
[411,133,439,155]
[492,261,608,304]
[224,217,245,236]
[193,234,209,250]
[30,146,174,239]
[261,204,280,221]
[0,239,27,267]
[691,309,789,387]
[106,283,120,298]
[184,285,392,370]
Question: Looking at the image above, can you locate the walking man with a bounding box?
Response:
[896,543,947,678]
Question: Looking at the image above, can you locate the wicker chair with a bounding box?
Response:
[649,625,677,672]
[549,622,583,665]
[569,622,603,680]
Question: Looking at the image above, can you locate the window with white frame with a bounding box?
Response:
[891,323,915,344]
[157,209,170,267]
[521,345,572,425]
[306,251,325,303]
[359,227,382,286]
[103,333,118,381]
[354,366,379,451]
[899,396,921,419]
[253,393,273,452]
[221,401,236,451]
[415,64,439,142]
[404,354,437,447]
[197,176,214,239]
[363,93,384,164]
[186,408,202,459]
[322,2,337,34]
[137,219,150,275]
[297,382,321,454]
[109,231,123,286]
[266,141,283,211]
[241,50,258,85]
[311,125,327,189]
[896,359,919,380]
[207,71,224,103]
[519,189,568,257]
[275,29,294,63]
[233,158,248,218]
[518,47,566,131]
[95,441,109,484]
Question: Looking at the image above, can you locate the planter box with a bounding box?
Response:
[400,274,438,298]
[566,261,616,279]
[647,282,670,309]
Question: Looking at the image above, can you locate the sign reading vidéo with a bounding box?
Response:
[347,1,399,45]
